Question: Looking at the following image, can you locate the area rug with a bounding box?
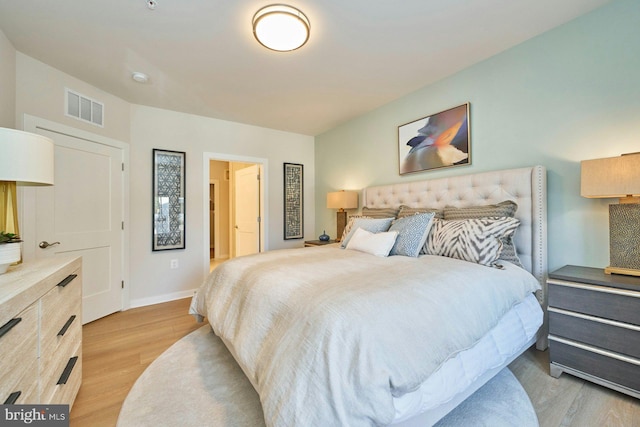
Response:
[117,325,538,427]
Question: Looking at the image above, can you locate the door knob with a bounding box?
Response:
[39,241,60,249]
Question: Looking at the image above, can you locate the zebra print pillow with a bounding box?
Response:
[424,217,520,267]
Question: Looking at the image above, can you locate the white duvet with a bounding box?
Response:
[190,245,540,427]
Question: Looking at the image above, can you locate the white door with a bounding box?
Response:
[33,128,123,324]
[234,165,260,257]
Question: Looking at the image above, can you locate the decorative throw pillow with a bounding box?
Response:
[340,215,371,242]
[443,201,523,268]
[361,206,399,219]
[397,205,443,219]
[424,217,520,267]
[389,212,435,257]
[340,217,394,248]
[345,228,398,257]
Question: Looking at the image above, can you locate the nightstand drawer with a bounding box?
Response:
[549,310,640,359]
[550,339,640,393]
[548,281,640,326]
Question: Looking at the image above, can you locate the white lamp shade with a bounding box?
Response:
[327,191,358,210]
[0,127,54,185]
[581,153,640,198]
[253,4,310,52]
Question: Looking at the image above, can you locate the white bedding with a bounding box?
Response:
[190,245,541,427]
[391,292,542,423]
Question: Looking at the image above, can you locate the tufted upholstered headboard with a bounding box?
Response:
[363,166,548,347]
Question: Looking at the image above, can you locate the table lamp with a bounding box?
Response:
[327,190,358,242]
[581,153,640,276]
[0,127,55,272]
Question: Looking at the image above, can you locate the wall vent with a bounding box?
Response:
[65,88,104,127]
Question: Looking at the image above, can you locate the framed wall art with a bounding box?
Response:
[152,149,186,251]
[398,103,470,175]
[283,162,303,240]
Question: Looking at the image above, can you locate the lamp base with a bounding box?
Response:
[336,211,347,243]
[604,266,640,277]
[608,203,640,277]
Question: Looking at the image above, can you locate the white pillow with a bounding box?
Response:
[345,228,398,257]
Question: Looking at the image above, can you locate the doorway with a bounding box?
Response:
[204,153,267,276]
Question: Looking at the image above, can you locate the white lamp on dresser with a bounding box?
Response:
[0,127,55,273]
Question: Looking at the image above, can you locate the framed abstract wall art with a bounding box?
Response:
[398,103,470,175]
[152,149,186,251]
[283,162,303,240]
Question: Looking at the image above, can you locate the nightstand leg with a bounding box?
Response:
[549,363,563,378]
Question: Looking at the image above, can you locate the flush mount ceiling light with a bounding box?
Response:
[252,4,310,52]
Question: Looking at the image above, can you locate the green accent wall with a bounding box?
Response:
[315,0,640,271]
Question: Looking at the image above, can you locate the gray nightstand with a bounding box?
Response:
[547,265,640,399]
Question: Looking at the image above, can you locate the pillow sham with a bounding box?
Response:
[340,215,371,242]
[345,228,398,257]
[389,212,435,257]
[361,206,399,219]
[397,205,443,219]
[340,217,394,248]
[442,200,523,268]
[424,217,520,267]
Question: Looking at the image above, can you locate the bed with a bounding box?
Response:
[190,165,548,427]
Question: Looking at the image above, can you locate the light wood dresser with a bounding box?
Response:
[0,256,82,407]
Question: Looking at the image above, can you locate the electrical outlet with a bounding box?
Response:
[170,259,179,269]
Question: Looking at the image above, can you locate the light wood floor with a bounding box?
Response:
[70,298,640,427]
[69,298,202,427]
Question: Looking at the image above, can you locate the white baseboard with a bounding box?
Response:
[129,289,198,309]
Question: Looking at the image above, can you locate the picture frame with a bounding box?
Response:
[152,149,186,251]
[283,162,304,240]
[398,103,470,175]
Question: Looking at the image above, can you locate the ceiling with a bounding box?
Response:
[0,0,611,136]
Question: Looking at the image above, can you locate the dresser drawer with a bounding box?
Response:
[548,281,640,326]
[40,271,81,355]
[550,339,640,393]
[0,303,39,404]
[41,342,82,406]
[549,310,640,359]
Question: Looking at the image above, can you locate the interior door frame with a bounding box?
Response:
[209,178,220,257]
[20,114,131,310]
[203,152,267,280]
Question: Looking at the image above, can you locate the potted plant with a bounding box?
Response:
[0,232,22,274]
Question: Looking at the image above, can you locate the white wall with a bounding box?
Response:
[315,0,640,272]
[15,53,131,143]
[0,28,15,128]
[128,105,314,305]
[12,51,315,308]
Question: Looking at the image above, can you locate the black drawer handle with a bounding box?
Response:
[4,391,21,405]
[58,315,77,337]
[57,356,78,385]
[0,317,22,340]
[57,274,77,288]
